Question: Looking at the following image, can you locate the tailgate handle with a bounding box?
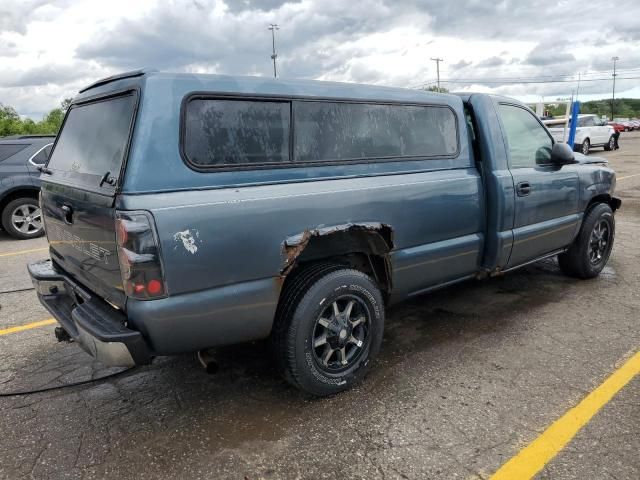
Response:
[61,205,73,224]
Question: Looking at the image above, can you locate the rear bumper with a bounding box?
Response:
[28,259,152,367]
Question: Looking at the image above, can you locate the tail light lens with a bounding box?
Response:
[115,211,167,300]
[39,191,48,235]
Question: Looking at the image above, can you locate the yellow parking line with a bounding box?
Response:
[0,318,56,336]
[618,173,640,181]
[0,247,48,258]
[490,350,640,480]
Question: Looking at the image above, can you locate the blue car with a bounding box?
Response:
[0,135,54,239]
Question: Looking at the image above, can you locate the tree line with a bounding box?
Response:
[545,98,640,119]
[0,98,72,137]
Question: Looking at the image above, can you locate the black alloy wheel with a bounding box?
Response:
[311,296,370,373]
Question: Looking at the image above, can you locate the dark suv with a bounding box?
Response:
[0,135,55,239]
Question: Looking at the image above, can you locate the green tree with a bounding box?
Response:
[0,98,70,137]
[423,85,450,93]
[541,99,640,120]
[40,108,65,133]
[0,105,23,137]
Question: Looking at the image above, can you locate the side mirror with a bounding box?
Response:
[550,142,575,165]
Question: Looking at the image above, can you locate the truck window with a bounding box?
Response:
[498,104,552,168]
[294,102,458,162]
[30,144,53,165]
[463,105,481,169]
[47,94,136,188]
[184,99,290,167]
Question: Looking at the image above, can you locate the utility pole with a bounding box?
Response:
[430,57,443,92]
[611,56,619,120]
[268,24,279,78]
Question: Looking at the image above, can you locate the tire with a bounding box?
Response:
[580,138,590,155]
[558,203,614,279]
[1,197,45,240]
[604,136,615,151]
[272,265,385,396]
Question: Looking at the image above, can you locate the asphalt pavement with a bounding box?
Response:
[1,133,638,479]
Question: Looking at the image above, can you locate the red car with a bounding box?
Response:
[608,121,626,133]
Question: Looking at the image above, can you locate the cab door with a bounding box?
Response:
[496,103,580,268]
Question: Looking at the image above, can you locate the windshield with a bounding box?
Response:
[47,93,136,189]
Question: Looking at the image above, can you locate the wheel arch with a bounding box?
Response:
[585,193,621,213]
[0,186,40,217]
[280,223,394,298]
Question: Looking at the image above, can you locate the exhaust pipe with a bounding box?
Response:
[197,349,219,374]
[54,326,72,342]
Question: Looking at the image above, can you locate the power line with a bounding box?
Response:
[410,67,640,89]
[441,76,640,84]
[412,75,640,88]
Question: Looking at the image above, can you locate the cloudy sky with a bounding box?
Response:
[2,0,640,118]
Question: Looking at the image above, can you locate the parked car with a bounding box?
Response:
[608,121,626,133]
[620,121,634,131]
[0,135,54,239]
[629,120,640,130]
[29,71,620,396]
[546,114,616,155]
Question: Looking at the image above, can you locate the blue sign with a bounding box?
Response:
[567,101,580,148]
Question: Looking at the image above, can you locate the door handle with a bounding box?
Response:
[61,204,73,224]
[516,181,531,197]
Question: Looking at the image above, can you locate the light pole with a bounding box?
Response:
[268,24,279,78]
[611,56,619,120]
[430,57,443,92]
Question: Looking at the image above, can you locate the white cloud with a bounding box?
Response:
[0,0,639,118]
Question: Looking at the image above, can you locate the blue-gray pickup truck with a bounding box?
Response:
[29,70,620,396]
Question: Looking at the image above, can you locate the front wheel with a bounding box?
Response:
[559,203,614,279]
[272,265,385,396]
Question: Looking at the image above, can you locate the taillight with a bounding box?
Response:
[39,191,47,235]
[115,210,167,300]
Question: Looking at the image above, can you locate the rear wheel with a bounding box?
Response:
[604,136,615,151]
[558,203,614,279]
[580,138,590,155]
[1,197,44,240]
[272,264,385,396]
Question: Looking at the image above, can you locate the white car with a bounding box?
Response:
[545,114,616,155]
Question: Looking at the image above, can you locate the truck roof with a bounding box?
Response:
[76,69,461,106]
